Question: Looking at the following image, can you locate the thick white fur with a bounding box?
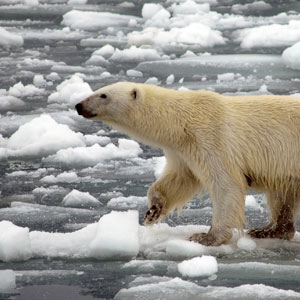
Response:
[79,82,300,245]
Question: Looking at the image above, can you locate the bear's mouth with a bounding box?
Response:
[75,103,97,119]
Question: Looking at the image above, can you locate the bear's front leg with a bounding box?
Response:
[144,189,167,225]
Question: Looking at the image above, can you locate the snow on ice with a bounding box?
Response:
[178,256,218,278]
[62,189,101,208]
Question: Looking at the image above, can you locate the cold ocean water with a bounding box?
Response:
[0,0,300,299]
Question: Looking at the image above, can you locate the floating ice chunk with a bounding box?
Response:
[62,10,141,30]
[68,0,87,4]
[62,189,101,208]
[0,221,32,262]
[48,74,93,108]
[232,1,272,14]
[107,196,147,210]
[41,171,79,184]
[144,77,159,85]
[114,277,202,300]
[43,139,143,167]
[0,96,25,111]
[235,20,300,48]
[217,72,235,82]
[128,23,225,48]
[282,41,300,70]
[92,44,115,59]
[5,114,85,158]
[46,72,61,81]
[142,3,164,19]
[170,0,210,15]
[237,237,257,251]
[89,210,139,259]
[33,74,47,87]
[84,134,111,146]
[0,27,23,47]
[178,255,218,277]
[110,46,161,63]
[8,82,45,98]
[126,69,143,77]
[166,74,175,85]
[0,270,16,291]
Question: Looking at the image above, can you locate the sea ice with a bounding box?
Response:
[128,23,225,48]
[4,114,85,158]
[62,10,141,30]
[43,139,143,167]
[237,237,257,251]
[282,41,300,70]
[62,189,101,208]
[48,73,93,108]
[110,46,162,63]
[8,81,45,98]
[177,255,218,277]
[0,221,32,262]
[0,27,24,47]
[0,270,16,291]
[107,196,147,210]
[41,171,79,184]
[89,210,139,259]
[235,20,300,48]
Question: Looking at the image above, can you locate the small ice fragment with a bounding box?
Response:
[62,189,101,208]
[237,237,257,251]
[178,256,218,277]
[166,74,175,85]
[126,69,143,77]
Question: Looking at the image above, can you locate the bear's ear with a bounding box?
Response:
[130,88,138,100]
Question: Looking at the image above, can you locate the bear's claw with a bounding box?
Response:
[144,203,163,225]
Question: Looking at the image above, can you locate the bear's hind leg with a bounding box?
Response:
[248,189,299,240]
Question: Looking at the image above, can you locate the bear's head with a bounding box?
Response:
[75,82,143,125]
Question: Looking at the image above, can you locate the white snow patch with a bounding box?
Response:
[166,74,175,85]
[0,221,32,262]
[48,74,93,108]
[62,10,140,30]
[282,41,300,70]
[89,210,139,259]
[235,20,300,48]
[110,46,161,63]
[237,236,257,251]
[41,171,78,184]
[128,23,225,48]
[3,114,85,158]
[178,255,218,277]
[43,139,143,167]
[62,189,101,208]
[8,81,45,98]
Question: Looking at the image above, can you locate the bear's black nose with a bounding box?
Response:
[75,103,83,115]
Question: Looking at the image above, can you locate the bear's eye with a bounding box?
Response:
[100,93,107,99]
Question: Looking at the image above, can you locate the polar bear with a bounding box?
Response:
[75,82,300,246]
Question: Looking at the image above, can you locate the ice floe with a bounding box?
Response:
[1,114,85,158]
[282,41,300,70]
